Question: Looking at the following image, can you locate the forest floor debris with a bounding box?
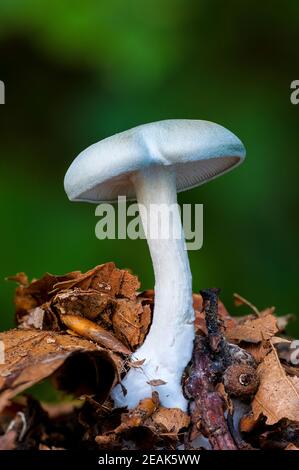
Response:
[0,263,298,450]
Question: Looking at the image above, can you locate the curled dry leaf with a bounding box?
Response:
[0,329,121,411]
[146,407,190,436]
[114,393,159,434]
[95,393,189,448]
[60,314,131,355]
[95,393,159,447]
[252,346,299,425]
[147,379,167,387]
[53,289,115,321]
[52,263,140,300]
[5,270,299,450]
[9,263,151,351]
[12,272,81,324]
[10,263,140,324]
[225,310,278,344]
[20,303,60,331]
[112,299,151,350]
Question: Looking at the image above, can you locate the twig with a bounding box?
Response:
[185,288,258,450]
[185,336,237,450]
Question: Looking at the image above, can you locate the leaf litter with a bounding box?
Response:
[0,263,298,450]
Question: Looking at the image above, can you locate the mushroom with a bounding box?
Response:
[64,119,246,411]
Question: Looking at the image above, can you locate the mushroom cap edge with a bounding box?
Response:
[64,119,246,203]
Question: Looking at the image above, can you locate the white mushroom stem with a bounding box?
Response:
[112,166,195,411]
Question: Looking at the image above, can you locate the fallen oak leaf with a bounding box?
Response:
[9,263,141,327]
[10,271,81,324]
[145,407,190,436]
[112,299,151,350]
[53,263,140,300]
[0,329,120,410]
[225,310,278,344]
[19,303,60,331]
[53,288,115,321]
[95,393,160,447]
[252,344,299,425]
[147,379,167,386]
[60,315,131,355]
[114,393,159,434]
[128,358,146,368]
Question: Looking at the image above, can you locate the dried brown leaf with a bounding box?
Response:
[53,263,140,300]
[10,263,140,328]
[226,311,278,344]
[252,347,299,425]
[11,272,81,324]
[94,394,159,447]
[53,288,115,321]
[240,340,272,364]
[112,299,151,349]
[0,329,120,410]
[19,303,60,331]
[146,407,190,435]
[114,393,159,434]
[147,379,167,386]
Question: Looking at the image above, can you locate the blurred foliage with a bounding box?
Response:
[0,0,298,341]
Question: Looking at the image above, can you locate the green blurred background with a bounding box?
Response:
[0,0,298,338]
